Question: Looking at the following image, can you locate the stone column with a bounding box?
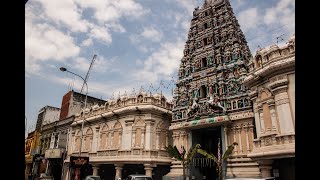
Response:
[180,130,187,150]
[258,160,273,178]
[145,119,155,150]
[259,110,265,134]
[111,132,114,148]
[275,91,294,134]
[144,164,153,177]
[165,130,184,178]
[253,101,261,138]
[232,127,237,154]
[92,126,100,152]
[132,129,136,147]
[141,129,145,148]
[156,130,160,149]
[269,106,278,132]
[115,164,124,180]
[125,120,134,150]
[70,130,75,154]
[108,132,111,149]
[237,126,242,154]
[119,131,122,149]
[223,126,228,148]
[244,125,250,153]
[165,131,169,147]
[92,165,100,176]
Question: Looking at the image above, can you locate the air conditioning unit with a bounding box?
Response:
[30,146,41,156]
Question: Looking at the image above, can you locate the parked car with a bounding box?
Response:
[84,175,101,180]
[125,174,153,180]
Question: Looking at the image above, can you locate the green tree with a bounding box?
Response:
[196,141,238,180]
[165,144,201,180]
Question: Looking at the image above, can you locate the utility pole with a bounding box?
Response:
[80,54,97,94]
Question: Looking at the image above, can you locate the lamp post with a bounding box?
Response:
[60,67,88,156]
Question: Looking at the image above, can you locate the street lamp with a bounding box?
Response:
[60,67,88,156]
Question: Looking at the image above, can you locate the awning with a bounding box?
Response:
[169,115,230,130]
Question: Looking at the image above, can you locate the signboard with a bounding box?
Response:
[45,148,62,158]
[70,156,89,168]
[25,138,34,155]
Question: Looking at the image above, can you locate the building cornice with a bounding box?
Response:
[72,104,172,126]
[244,56,294,87]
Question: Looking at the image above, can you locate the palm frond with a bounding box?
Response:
[197,148,218,164]
[222,142,238,160]
[186,144,201,164]
[165,145,183,161]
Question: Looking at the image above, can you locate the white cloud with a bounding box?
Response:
[134,39,184,83]
[237,8,259,33]
[71,57,91,73]
[174,0,198,15]
[25,16,80,76]
[25,22,80,61]
[25,0,149,73]
[89,25,112,44]
[136,59,143,65]
[264,8,277,25]
[138,46,149,53]
[106,22,126,33]
[81,38,93,47]
[141,27,163,42]
[181,19,191,33]
[129,34,141,44]
[66,55,112,76]
[92,55,112,74]
[25,61,42,76]
[75,0,148,23]
[48,73,137,101]
[34,0,89,32]
[264,0,295,34]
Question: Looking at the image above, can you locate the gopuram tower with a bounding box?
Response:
[167,0,261,179]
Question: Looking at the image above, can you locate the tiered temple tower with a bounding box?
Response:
[168,0,261,179]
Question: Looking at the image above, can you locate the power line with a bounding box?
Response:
[276,34,284,45]
[246,23,290,42]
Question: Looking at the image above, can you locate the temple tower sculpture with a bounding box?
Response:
[167,0,261,179]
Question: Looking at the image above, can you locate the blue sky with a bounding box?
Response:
[25,0,295,135]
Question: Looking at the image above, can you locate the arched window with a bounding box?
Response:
[112,121,122,149]
[132,118,145,148]
[200,85,207,98]
[202,57,207,68]
[204,23,208,29]
[232,101,237,109]
[203,38,208,46]
[260,90,273,131]
[156,121,169,150]
[237,100,243,108]
[137,95,143,103]
[74,131,81,152]
[99,124,109,150]
[255,55,262,68]
[84,128,93,152]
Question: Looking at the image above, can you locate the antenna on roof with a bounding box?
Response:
[257,45,262,51]
[276,34,285,45]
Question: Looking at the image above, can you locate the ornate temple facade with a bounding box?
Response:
[64,90,173,180]
[169,0,260,179]
[244,35,295,180]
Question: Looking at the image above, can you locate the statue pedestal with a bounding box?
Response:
[162,160,184,180]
